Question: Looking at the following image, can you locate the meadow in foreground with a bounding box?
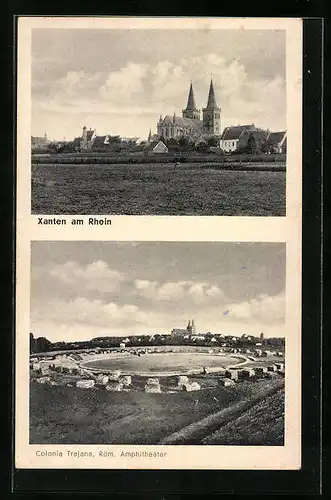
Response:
[32,163,286,216]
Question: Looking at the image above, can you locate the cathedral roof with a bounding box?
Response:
[161,115,203,130]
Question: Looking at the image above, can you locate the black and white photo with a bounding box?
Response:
[15,16,302,472]
[31,24,287,216]
[30,241,286,447]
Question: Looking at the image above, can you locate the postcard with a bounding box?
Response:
[16,16,302,470]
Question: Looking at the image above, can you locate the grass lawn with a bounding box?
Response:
[81,352,236,374]
[30,379,283,445]
[31,163,285,216]
[202,388,285,445]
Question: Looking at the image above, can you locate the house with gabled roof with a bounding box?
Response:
[130,143,146,154]
[80,126,96,150]
[92,135,110,148]
[237,128,269,153]
[130,139,168,155]
[31,133,50,149]
[219,124,257,152]
[145,140,168,153]
[265,131,287,154]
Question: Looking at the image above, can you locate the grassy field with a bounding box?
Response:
[81,352,236,374]
[30,378,283,445]
[31,163,285,216]
[202,388,284,445]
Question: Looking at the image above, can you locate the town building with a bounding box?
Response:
[265,131,287,153]
[73,126,97,151]
[31,133,50,149]
[92,135,111,148]
[157,80,221,140]
[171,319,197,337]
[219,124,259,152]
[130,139,168,155]
[220,125,287,154]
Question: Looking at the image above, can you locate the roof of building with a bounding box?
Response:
[246,129,269,142]
[31,136,48,142]
[144,140,168,152]
[266,131,286,145]
[86,130,95,141]
[184,82,199,111]
[220,125,256,140]
[160,115,203,130]
[93,136,108,147]
[72,137,81,147]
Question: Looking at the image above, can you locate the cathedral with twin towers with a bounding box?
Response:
[156,79,221,140]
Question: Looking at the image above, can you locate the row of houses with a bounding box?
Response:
[32,124,286,156]
[71,125,286,155]
[219,125,287,154]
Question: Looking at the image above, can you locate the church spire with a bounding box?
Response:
[186,82,197,110]
[206,79,217,109]
[202,79,221,135]
[148,129,152,142]
[182,82,200,120]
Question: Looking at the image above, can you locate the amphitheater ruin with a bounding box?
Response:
[30,346,285,394]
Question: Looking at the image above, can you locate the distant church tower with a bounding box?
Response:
[186,319,196,335]
[182,82,201,121]
[202,79,221,135]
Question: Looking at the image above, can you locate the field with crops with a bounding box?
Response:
[31,163,285,216]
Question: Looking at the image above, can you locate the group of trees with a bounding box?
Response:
[32,136,139,154]
[30,333,53,354]
[159,135,220,153]
[236,133,282,155]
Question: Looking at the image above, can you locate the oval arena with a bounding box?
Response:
[30,344,285,395]
[80,349,241,377]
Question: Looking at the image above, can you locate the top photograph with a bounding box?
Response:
[29,20,290,216]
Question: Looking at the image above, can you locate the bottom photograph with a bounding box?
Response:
[29,241,285,446]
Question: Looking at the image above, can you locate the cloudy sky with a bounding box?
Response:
[30,242,285,342]
[32,28,286,141]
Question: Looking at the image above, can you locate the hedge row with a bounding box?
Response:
[32,153,286,165]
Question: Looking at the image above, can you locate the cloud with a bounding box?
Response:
[31,291,285,342]
[32,53,286,138]
[31,295,168,341]
[34,260,125,293]
[222,292,285,324]
[100,62,148,102]
[134,279,224,304]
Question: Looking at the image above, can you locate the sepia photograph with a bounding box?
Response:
[29,241,286,446]
[15,16,302,474]
[30,23,287,216]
